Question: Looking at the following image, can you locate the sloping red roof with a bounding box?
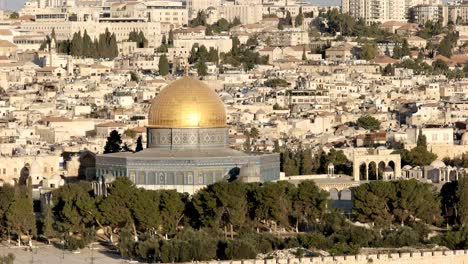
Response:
[371,56,399,64]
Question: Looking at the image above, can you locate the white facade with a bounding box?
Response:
[342,0,442,22]
[20,20,162,48]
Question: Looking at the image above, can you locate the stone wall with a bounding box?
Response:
[176,250,468,264]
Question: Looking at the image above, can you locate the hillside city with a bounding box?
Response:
[0,0,467,263]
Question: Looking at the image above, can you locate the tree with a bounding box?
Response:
[382,64,395,76]
[249,127,259,139]
[158,55,170,76]
[104,130,122,154]
[458,176,468,227]
[207,47,219,64]
[190,11,207,27]
[401,39,410,57]
[265,78,289,88]
[232,17,242,27]
[70,31,83,57]
[136,136,143,152]
[168,29,174,46]
[278,22,284,30]
[52,182,98,235]
[353,181,395,226]
[438,31,458,57]
[353,180,440,227]
[397,137,437,167]
[82,30,95,58]
[158,190,185,235]
[6,188,36,245]
[137,31,148,48]
[356,115,381,130]
[196,59,208,76]
[129,71,139,83]
[190,182,248,230]
[128,30,148,48]
[295,8,304,27]
[318,149,352,175]
[246,36,258,47]
[290,181,328,231]
[42,204,54,242]
[302,46,307,61]
[243,135,251,152]
[393,43,402,59]
[440,181,459,226]
[360,42,378,60]
[9,12,19,19]
[284,11,293,26]
[98,178,137,238]
[433,59,449,74]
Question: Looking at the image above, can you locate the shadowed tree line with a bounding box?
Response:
[40,28,119,59]
[0,173,464,261]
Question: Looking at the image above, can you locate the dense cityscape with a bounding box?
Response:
[0,0,467,263]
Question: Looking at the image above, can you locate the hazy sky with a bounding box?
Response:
[8,0,342,11]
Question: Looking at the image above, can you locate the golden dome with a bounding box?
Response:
[148,77,227,128]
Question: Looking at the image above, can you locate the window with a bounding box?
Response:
[147,172,156,185]
[186,172,193,184]
[159,173,165,184]
[136,172,145,185]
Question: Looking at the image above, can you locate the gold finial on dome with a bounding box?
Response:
[148,77,227,128]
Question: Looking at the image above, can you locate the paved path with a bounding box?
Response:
[0,243,140,264]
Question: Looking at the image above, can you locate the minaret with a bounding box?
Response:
[67,55,73,76]
[49,37,56,67]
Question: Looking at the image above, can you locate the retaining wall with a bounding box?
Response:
[178,250,468,264]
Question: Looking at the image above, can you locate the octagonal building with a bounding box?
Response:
[96,77,280,194]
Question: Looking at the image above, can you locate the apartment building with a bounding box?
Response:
[342,0,442,22]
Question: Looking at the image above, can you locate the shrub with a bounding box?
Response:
[382,227,420,248]
[298,233,332,250]
[225,240,257,260]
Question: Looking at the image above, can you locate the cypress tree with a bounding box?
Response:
[295,8,304,27]
[70,31,83,57]
[158,55,170,76]
[51,28,56,42]
[138,31,148,48]
[136,136,143,152]
[82,30,93,58]
[104,130,122,154]
[110,33,118,59]
[207,47,219,64]
[196,59,208,76]
[168,29,174,46]
[189,44,198,64]
[98,32,107,58]
[93,38,99,59]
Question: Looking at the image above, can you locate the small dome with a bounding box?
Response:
[462,133,468,145]
[256,109,266,115]
[430,160,446,169]
[402,165,413,170]
[384,166,394,172]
